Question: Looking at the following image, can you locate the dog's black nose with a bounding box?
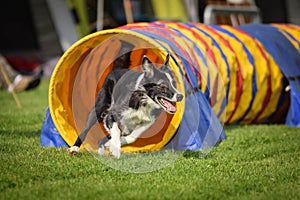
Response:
[176,94,183,101]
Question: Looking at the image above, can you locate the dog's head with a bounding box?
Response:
[134,54,183,114]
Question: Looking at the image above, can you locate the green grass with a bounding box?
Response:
[1,79,300,199]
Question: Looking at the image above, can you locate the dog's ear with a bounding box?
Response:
[164,53,170,66]
[142,56,154,78]
[161,53,173,73]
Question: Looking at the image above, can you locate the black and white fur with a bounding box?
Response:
[68,54,183,158]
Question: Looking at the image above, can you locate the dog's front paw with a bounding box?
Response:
[98,145,105,155]
[109,138,121,158]
[67,146,80,154]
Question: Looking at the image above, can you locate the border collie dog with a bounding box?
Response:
[68,53,183,158]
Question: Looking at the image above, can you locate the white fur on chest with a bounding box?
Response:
[121,97,160,131]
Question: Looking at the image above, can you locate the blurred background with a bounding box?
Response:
[0,0,299,91]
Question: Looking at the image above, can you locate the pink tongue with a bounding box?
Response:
[160,99,176,112]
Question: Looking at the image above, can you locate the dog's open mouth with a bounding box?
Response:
[158,97,177,114]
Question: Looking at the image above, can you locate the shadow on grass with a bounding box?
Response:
[0,129,42,138]
[182,150,214,159]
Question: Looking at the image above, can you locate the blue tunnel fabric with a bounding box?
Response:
[40,108,68,147]
[165,83,226,150]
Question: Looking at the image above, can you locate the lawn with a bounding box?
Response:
[0,79,299,199]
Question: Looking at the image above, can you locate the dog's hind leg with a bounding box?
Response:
[97,135,111,155]
[67,107,98,154]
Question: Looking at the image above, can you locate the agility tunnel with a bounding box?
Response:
[41,21,300,153]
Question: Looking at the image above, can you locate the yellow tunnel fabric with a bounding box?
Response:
[49,29,185,152]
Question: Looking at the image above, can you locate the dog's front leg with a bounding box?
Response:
[120,124,152,146]
[107,122,121,158]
